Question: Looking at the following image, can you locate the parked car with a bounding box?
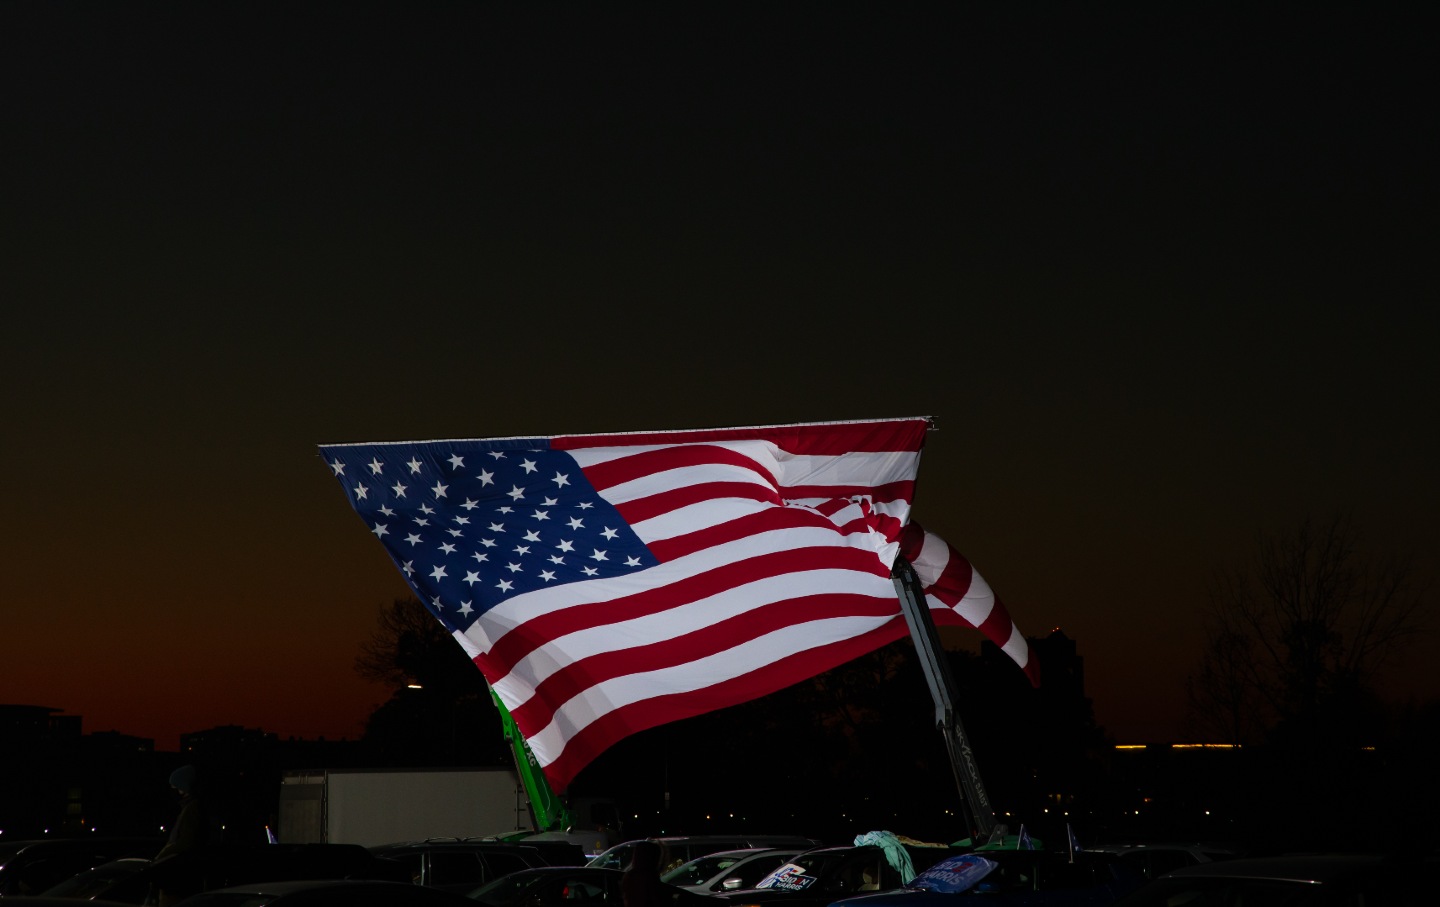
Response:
[827,849,1145,907]
[469,867,626,907]
[501,832,607,864]
[1081,842,1242,881]
[168,878,477,907]
[71,843,409,904]
[489,838,588,867]
[366,840,551,894]
[706,842,965,907]
[0,839,161,898]
[1109,852,1426,907]
[662,848,808,894]
[469,866,709,907]
[39,858,152,898]
[589,837,823,875]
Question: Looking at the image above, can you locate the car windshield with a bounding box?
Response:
[43,862,149,898]
[588,846,632,871]
[786,852,844,875]
[663,854,744,886]
[471,871,544,903]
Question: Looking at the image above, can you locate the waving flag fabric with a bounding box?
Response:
[899,521,1041,687]
[321,417,1034,789]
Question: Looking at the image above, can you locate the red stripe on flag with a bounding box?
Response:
[612,481,782,525]
[534,617,911,789]
[478,544,892,678]
[644,504,876,563]
[899,521,1039,688]
[580,444,776,492]
[784,479,916,504]
[552,418,929,456]
[506,590,904,732]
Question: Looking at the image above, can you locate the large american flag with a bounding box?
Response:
[321,417,1036,789]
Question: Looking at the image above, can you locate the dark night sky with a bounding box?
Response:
[3,2,1436,753]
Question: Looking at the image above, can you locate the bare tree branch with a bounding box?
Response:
[1188,514,1431,743]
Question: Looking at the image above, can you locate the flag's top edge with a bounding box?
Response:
[319,416,934,450]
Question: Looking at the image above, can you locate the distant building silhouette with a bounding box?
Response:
[0,703,81,747]
[84,730,156,755]
[179,724,279,761]
[1,705,87,835]
[0,706,362,839]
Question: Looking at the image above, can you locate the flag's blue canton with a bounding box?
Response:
[325,443,657,634]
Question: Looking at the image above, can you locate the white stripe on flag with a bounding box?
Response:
[522,612,899,765]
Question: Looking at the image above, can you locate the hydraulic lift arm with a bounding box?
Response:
[490,687,575,833]
[892,556,999,842]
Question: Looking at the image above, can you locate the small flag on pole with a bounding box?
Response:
[1017,825,1034,850]
[1067,823,1082,861]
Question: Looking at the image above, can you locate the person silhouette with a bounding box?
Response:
[156,765,220,858]
[155,764,223,906]
[622,840,668,907]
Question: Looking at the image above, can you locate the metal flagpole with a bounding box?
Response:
[892,556,999,843]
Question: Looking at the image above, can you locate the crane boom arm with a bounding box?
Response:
[893,556,998,842]
[490,687,574,833]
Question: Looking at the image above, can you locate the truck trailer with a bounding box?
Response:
[277,766,533,847]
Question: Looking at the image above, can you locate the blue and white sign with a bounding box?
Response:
[905,854,998,894]
[756,864,817,891]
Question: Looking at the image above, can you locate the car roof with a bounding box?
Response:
[202,878,430,894]
[1085,842,1240,854]
[177,877,480,906]
[953,849,1115,861]
[589,837,819,868]
[0,837,160,860]
[790,843,954,859]
[1159,852,1392,882]
[506,866,623,876]
[87,842,407,893]
[0,837,158,850]
[610,835,815,847]
[371,839,543,850]
[692,848,799,859]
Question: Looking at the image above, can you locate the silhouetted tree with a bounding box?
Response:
[1187,514,1429,746]
[355,597,485,692]
[1185,514,1432,847]
[1187,628,1259,746]
[355,598,508,766]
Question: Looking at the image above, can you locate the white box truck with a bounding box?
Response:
[278,766,534,847]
